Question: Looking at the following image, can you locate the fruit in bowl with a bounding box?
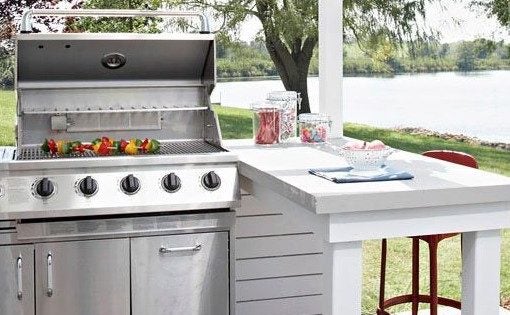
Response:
[337,140,396,171]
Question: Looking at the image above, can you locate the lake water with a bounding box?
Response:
[211,70,510,143]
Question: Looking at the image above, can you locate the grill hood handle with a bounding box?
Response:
[20,9,210,34]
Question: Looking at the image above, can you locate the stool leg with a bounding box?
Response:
[379,239,388,312]
[429,237,439,315]
[412,238,420,315]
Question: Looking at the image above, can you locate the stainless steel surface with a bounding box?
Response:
[2,150,237,172]
[16,28,217,146]
[17,212,234,241]
[0,163,239,220]
[0,245,35,315]
[16,256,23,300]
[21,9,210,33]
[0,220,15,229]
[35,239,130,315]
[131,232,229,315]
[28,106,208,115]
[45,253,53,297]
[159,244,202,253]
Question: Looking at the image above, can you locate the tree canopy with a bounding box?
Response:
[471,0,510,26]
[165,0,442,113]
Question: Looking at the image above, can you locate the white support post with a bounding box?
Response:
[462,229,502,315]
[319,0,343,137]
[330,241,363,315]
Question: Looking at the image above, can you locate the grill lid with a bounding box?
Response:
[17,33,215,88]
[15,10,222,149]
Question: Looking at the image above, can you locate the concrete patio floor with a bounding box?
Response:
[395,307,510,315]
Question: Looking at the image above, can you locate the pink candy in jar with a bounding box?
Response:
[298,113,331,143]
[252,103,281,145]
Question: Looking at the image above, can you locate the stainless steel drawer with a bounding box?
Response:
[131,232,230,315]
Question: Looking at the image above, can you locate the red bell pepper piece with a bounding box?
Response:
[48,139,57,154]
[97,142,110,156]
[140,138,150,153]
[120,140,129,153]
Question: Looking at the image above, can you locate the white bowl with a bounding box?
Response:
[337,146,396,171]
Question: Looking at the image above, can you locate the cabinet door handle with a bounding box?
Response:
[16,256,23,300]
[159,244,202,254]
[46,253,53,297]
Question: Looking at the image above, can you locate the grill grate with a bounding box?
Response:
[16,140,225,161]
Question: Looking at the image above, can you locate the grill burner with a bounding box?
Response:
[16,140,225,161]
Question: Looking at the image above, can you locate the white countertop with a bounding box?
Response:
[225,139,510,214]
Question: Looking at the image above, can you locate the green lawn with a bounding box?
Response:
[0,90,15,146]
[1,91,509,313]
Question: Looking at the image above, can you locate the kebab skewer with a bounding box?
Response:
[41,137,160,156]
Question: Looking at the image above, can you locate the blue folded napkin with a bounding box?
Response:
[309,167,414,183]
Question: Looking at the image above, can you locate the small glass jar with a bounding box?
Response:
[252,103,281,145]
[298,113,332,143]
[267,91,301,142]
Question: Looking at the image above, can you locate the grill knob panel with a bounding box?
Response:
[36,178,55,198]
[202,171,221,191]
[162,173,181,193]
[79,176,98,196]
[121,174,140,195]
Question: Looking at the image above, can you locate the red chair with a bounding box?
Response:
[377,150,478,315]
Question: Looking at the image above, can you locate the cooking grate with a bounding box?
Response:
[16,140,225,161]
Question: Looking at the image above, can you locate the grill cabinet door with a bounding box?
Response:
[0,245,35,315]
[131,232,230,315]
[35,239,130,315]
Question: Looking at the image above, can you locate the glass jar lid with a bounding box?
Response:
[251,102,281,111]
[298,113,331,123]
[267,91,299,101]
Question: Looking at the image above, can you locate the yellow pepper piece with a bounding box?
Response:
[125,142,138,155]
[56,140,64,154]
[93,142,102,153]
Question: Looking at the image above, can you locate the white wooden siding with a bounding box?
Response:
[235,194,327,315]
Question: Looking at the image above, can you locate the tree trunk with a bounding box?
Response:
[282,70,310,114]
[264,35,316,115]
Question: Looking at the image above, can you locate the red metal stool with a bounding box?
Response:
[377,150,478,315]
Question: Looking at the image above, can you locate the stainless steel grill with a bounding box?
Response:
[16,140,225,161]
[1,10,238,315]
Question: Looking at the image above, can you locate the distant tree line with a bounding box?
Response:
[343,38,510,75]
[216,37,510,78]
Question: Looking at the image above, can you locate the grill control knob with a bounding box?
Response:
[121,174,140,195]
[79,176,98,196]
[162,173,181,193]
[36,178,54,198]
[202,171,221,190]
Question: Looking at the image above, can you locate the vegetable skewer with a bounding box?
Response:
[41,137,161,156]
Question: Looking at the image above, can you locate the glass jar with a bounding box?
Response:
[252,103,281,145]
[298,113,332,143]
[267,91,300,142]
